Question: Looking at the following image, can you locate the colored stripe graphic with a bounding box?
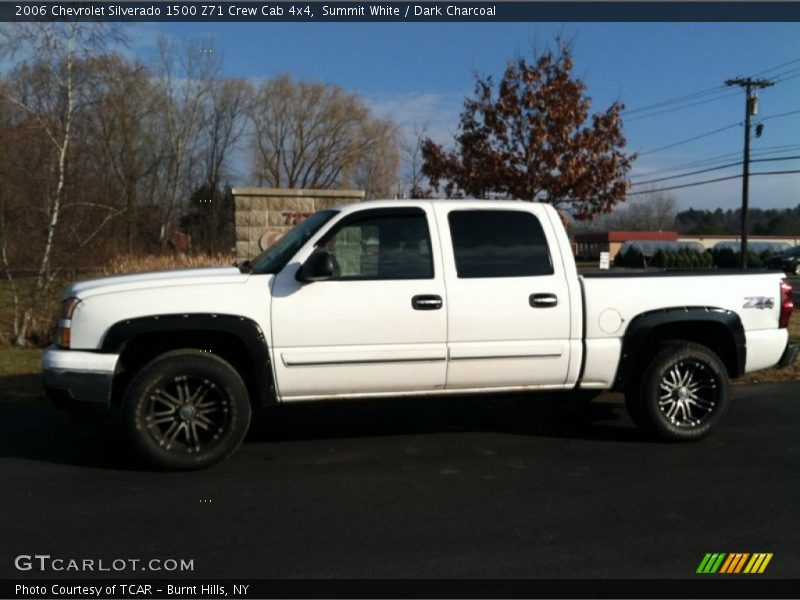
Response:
[719,553,750,573]
[697,554,713,573]
[699,552,773,574]
[744,553,773,574]
[697,553,727,574]
[719,554,734,574]
[734,553,750,573]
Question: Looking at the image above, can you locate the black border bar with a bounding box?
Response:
[4,2,800,22]
[4,579,800,599]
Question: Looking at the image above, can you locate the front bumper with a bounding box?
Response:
[42,347,119,414]
[777,341,800,369]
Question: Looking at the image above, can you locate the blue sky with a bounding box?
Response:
[127,21,800,211]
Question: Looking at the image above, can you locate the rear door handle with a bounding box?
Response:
[530,293,558,308]
[412,295,443,310]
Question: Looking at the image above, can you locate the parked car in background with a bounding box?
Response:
[766,245,800,275]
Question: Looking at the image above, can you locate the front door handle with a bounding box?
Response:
[412,295,443,310]
[530,293,558,308]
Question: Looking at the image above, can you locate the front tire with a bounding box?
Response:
[122,350,251,470]
[627,341,729,441]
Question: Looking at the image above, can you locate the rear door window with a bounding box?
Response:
[448,210,553,278]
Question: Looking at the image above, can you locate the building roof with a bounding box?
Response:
[574,231,678,243]
[680,234,800,240]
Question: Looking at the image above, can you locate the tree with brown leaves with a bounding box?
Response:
[421,41,634,220]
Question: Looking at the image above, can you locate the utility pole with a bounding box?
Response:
[725,77,774,268]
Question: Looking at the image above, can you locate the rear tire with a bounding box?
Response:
[627,341,729,441]
[122,349,251,470]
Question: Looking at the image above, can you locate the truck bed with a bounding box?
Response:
[577,269,789,389]
[579,268,786,278]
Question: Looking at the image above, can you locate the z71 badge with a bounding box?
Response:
[744,297,775,309]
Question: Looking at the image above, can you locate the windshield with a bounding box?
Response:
[250,210,338,274]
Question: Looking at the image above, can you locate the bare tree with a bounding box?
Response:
[249,75,400,191]
[602,189,678,231]
[351,118,400,199]
[0,24,123,345]
[0,37,410,344]
[153,37,219,245]
[401,124,433,198]
[84,55,163,254]
[188,78,251,252]
[0,144,19,342]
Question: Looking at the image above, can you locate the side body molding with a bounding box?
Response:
[101,314,276,406]
[613,306,746,392]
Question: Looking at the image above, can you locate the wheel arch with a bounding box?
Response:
[102,314,276,408]
[613,306,745,392]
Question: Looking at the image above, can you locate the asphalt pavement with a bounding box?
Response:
[1,383,799,579]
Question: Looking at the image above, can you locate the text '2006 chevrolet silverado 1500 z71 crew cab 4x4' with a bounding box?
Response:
[42,200,799,469]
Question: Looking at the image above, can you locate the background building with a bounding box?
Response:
[574,231,678,260]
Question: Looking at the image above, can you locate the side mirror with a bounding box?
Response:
[296,250,334,282]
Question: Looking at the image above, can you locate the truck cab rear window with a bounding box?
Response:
[448,210,554,278]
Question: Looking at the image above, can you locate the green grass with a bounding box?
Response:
[0,347,42,375]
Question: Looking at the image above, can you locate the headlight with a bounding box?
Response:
[55,297,81,348]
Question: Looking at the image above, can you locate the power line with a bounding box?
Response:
[622,86,728,116]
[631,161,741,186]
[636,111,800,160]
[755,169,800,177]
[633,143,800,177]
[749,144,800,155]
[630,145,800,180]
[627,174,742,195]
[624,90,741,123]
[631,155,800,186]
[752,57,800,77]
[637,123,740,156]
[772,72,800,85]
[627,169,800,196]
[751,155,800,165]
[761,109,800,122]
[621,57,800,118]
[765,66,800,80]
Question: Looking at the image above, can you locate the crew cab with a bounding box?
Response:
[43,200,799,469]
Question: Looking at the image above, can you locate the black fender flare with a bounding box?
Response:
[101,313,276,406]
[613,306,746,392]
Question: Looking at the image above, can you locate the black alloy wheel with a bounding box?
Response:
[122,350,251,469]
[626,341,729,441]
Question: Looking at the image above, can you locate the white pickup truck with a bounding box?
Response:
[43,200,798,469]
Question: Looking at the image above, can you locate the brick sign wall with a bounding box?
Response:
[232,187,365,261]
